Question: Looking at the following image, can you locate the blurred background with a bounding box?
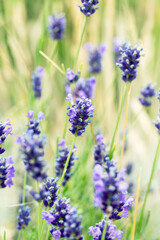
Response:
[0,0,160,239]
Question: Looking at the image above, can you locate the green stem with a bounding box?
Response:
[4,230,6,240]
[138,138,160,232]
[46,227,50,240]
[38,203,42,240]
[109,83,128,159]
[40,220,46,240]
[23,171,27,204]
[101,217,108,240]
[62,109,69,140]
[58,134,77,193]
[73,17,87,72]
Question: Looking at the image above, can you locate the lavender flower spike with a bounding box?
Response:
[153,89,160,134]
[93,161,134,220]
[67,97,94,136]
[139,83,156,107]
[78,0,100,17]
[116,43,143,82]
[66,68,80,83]
[0,119,13,155]
[73,77,96,99]
[17,205,31,230]
[47,12,66,40]
[0,156,15,188]
[89,219,123,240]
[32,66,44,98]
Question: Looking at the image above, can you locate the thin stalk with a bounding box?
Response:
[38,203,42,240]
[101,217,108,240]
[4,230,6,240]
[58,134,77,193]
[40,220,46,240]
[109,83,128,159]
[46,227,50,240]
[138,138,160,231]
[62,110,69,140]
[23,171,27,204]
[89,122,96,144]
[131,168,142,240]
[119,82,132,170]
[73,17,87,71]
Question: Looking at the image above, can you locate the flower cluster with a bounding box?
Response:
[78,0,100,17]
[55,139,78,186]
[139,83,156,107]
[17,111,48,182]
[66,68,80,83]
[42,177,60,207]
[47,13,66,40]
[0,119,12,154]
[42,198,84,240]
[93,161,134,220]
[94,134,107,165]
[85,42,106,73]
[0,156,15,188]
[67,97,94,136]
[73,77,96,99]
[116,43,143,82]
[17,205,31,230]
[32,66,44,98]
[89,219,122,240]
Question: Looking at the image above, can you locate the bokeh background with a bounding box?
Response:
[0,0,160,239]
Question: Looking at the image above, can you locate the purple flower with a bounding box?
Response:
[67,97,94,136]
[89,219,123,240]
[55,139,78,186]
[66,68,80,83]
[0,119,13,154]
[17,205,31,230]
[85,43,106,73]
[32,66,44,98]
[42,178,60,207]
[42,210,55,224]
[93,160,134,220]
[52,230,61,240]
[17,112,48,182]
[94,134,107,165]
[73,77,96,99]
[47,13,66,40]
[153,89,160,134]
[78,0,100,17]
[139,83,156,107]
[0,156,15,189]
[116,43,143,82]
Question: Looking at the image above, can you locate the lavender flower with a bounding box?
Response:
[153,89,160,134]
[66,68,80,83]
[94,134,107,165]
[42,198,84,240]
[29,186,49,202]
[0,156,15,188]
[42,177,60,207]
[73,77,96,99]
[47,13,66,40]
[0,119,12,154]
[93,162,134,220]
[32,66,44,98]
[85,42,106,73]
[139,83,156,107]
[89,219,122,240]
[55,139,78,186]
[78,0,100,17]
[17,205,31,230]
[67,97,94,136]
[116,43,143,82]
[17,111,48,182]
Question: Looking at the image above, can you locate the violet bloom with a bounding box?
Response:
[116,43,143,82]
[47,13,66,40]
[66,68,80,83]
[89,219,123,240]
[93,162,134,220]
[73,77,96,99]
[153,89,160,134]
[0,119,13,155]
[32,66,44,98]
[78,0,100,17]
[85,42,106,73]
[17,205,31,230]
[139,83,156,107]
[42,199,84,240]
[67,97,94,136]
[17,111,48,182]
[55,139,78,186]
[0,156,15,188]
[94,134,107,165]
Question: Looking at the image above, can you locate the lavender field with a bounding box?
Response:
[1,0,160,239]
